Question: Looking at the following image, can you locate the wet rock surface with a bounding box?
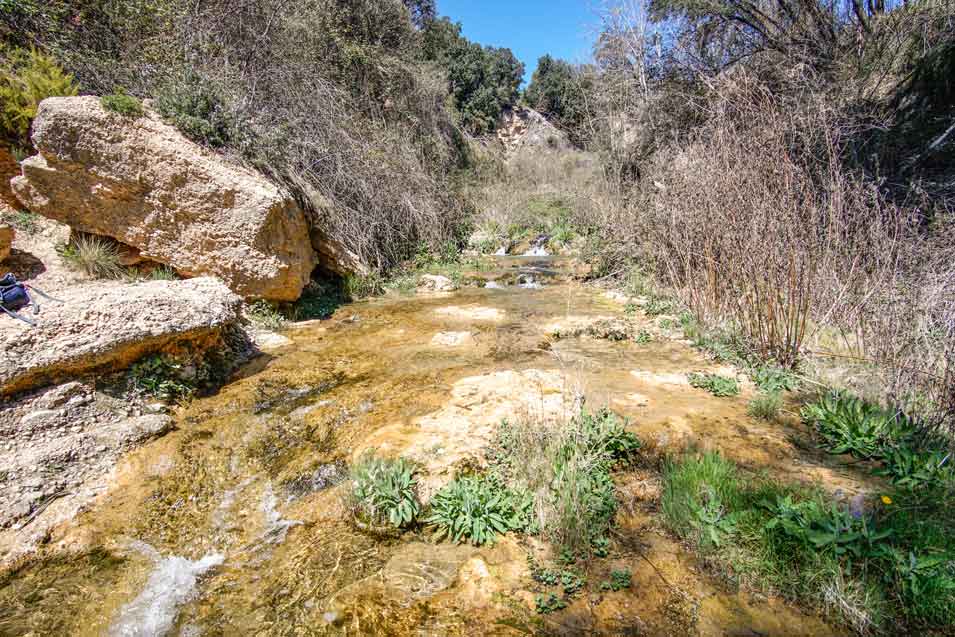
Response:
[0,256,863,636]
[0,381,172,542]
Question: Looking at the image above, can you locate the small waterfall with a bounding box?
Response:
[110,543,223,637]
[522,234,550,257]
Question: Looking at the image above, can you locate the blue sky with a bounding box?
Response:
[438,0,598,84]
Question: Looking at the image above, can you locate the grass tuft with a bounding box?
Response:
[58,234,124,279]
[748,392,783,421]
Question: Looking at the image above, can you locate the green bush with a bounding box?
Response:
[350,454,420,529]
[100,92,143,117]
[422,17,523,134]
[525,55,590,145]
[688,372,739,397]
[488,409,639,557]
[661,449,955,632]
[155,74,235,148]
[425,474,530,545]
[0,46,77,145]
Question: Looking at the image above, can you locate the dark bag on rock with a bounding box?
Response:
[1,273,37,325]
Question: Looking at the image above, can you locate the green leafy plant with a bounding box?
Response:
[877,447,954,491]
[10,209,40,234]
[100,91,144,117]
[688,372,739,397]
[751,365,798,393]
[129,354,197,402]
[600,569,632,591]
[535,592,567,614]
[0,46,77,145]
[351,454,420,529]
[643,295,673,317]
[748,391,783,421]
[801,392,908,459]
[246,300,286,331]
[488,409,638,557]
[425,474,529,545]
[634,329,653,344]
[762,494,892,562]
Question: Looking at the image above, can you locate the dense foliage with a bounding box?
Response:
[525,55,589,145]
[0,45,76,146]
[422,17,523,134]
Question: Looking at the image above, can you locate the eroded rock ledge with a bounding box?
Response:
[0,277,241,397]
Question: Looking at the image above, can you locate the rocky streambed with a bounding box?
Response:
[0,256,865,636]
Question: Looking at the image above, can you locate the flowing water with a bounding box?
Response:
[0,256,870,636]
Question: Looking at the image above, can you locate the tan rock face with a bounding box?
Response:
[0,277,241,396]
[0,224,12,262]
[11,96,315,301]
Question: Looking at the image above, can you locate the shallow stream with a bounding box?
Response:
[0,257,865,636]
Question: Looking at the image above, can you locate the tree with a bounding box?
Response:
[424,18,524,134]
[403,0,436,29]
[525,55,590,145]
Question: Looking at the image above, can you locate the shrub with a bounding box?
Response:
[350,454,420,530]
[425,474,530,545]
[100,92,143,117]
[688,372,739,397]
[488,409,639,556]
[58,234,124,280]
[154,74,235,148]
[0,46,77,145]
[748,392,783,421]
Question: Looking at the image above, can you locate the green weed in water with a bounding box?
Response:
[426,474,530,545]
[688,372,739,397]
[350,454,420,530]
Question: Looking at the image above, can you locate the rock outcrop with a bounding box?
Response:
[0,224,12,262]
[11,96,315,301]
[0,277,241,396]
[496,106,571,153]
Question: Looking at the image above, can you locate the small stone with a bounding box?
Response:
[19,409,61,429]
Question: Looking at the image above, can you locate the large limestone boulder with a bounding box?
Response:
[0,277,241,397]
[0,223,12,262]
[11,96,315,301]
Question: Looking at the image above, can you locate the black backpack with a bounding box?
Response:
[0,273,60,326]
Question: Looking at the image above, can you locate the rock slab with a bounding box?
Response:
[0,277,241,396]
[11,96,315,301]
[0,224,12,262]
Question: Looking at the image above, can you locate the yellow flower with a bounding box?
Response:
[881,495,893,505]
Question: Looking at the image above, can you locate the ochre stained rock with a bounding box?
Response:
[11,96,315,301]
